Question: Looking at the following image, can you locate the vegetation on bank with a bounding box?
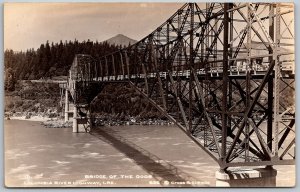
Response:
[5,81,62,119]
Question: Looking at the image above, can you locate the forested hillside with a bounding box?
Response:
[4,39,122,84]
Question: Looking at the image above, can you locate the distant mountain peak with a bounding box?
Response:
[104,34,137,47]
[115,34,126,37]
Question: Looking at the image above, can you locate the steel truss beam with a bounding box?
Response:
[67,3,295,169]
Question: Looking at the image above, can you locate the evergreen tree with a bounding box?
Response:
[4,39,125,80]
[4,67,16,92]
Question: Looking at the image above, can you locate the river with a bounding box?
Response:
[4,120,295,187]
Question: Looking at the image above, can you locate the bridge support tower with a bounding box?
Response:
[72,104,92,133]
[64,89,69,122]
[73,105,78,133]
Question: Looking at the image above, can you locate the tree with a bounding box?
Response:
[5,67,16,92]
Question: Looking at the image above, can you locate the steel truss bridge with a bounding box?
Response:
[66,3,295,170]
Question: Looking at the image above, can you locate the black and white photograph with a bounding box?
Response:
[3,2,295,188]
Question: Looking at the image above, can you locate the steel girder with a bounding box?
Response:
[68,3,295,169]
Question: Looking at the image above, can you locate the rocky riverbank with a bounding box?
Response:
[93,115,174,127]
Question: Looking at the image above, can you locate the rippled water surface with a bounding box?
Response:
[4,120,295,187]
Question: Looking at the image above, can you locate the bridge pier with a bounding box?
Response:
[72,105,92,133]
[215,167,277,187]
[73,105,78,133]
[64,89,69,122]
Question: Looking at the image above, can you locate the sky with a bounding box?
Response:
[4,3,183,51]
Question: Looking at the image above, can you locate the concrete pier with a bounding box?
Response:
[216,167,277,187]
[73,105,78,133]
[64,89,69,122]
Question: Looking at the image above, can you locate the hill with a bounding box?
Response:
[104,34,137,47]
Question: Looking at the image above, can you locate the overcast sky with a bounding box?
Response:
[4,3,183,51]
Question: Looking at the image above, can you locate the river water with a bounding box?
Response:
[4,120,295,187]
